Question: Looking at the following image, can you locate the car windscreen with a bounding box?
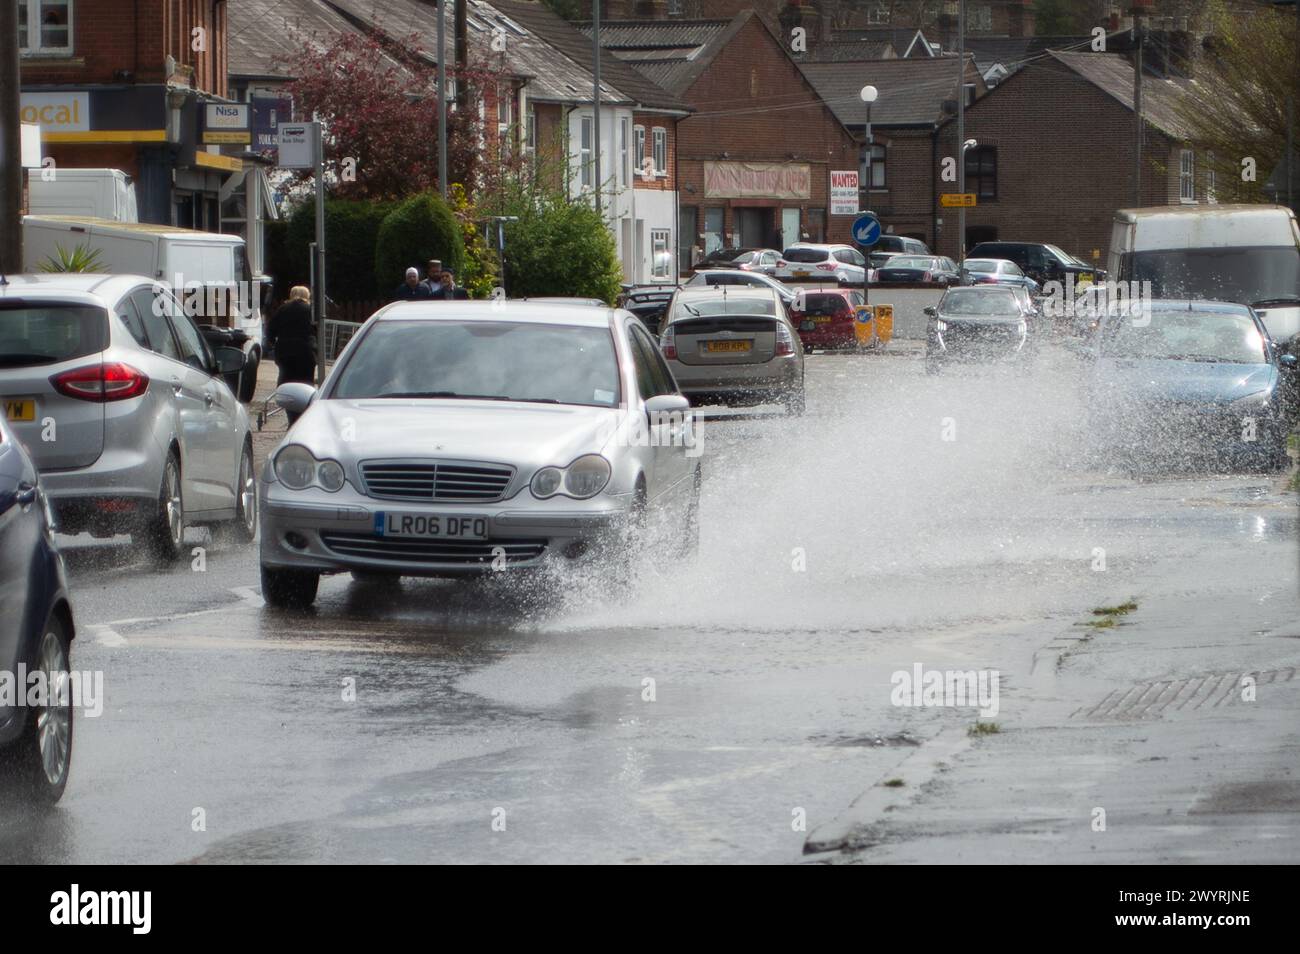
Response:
[1129,247,1300,305]
[1101,311,1267,364]
[331,320,620,407]
[796,294,851,316]
[0,303,108,368]
[782,248,828,263]
[940,288,1019,315]
[885,257,932,269]
[963,260,998,273]
[676,297,777,317]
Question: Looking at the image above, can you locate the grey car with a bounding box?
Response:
[659,286,806,414]
[924,284,1037,374]
[0,274,257,560]
[258,301,702,608]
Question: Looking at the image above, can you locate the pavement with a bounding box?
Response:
[1,343,1296,864]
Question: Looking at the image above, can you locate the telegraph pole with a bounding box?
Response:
[437,0,447,200]
[1132,7,1145,206]
[956,0,965,261]
[593,0,602,216]
[0,1,22,274]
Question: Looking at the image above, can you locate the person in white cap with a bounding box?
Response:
[392,266,430,301]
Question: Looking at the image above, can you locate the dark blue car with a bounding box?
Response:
[1085,300,1298,471]
[0,416,75,804]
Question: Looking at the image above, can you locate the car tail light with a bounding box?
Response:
[815,262,837,271]
[660,325,677,360]
[775,324,795,356]
[921,271,932,282]
[777,260,787,268]
[50,362,150,402]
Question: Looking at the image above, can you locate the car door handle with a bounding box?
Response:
[16,482,37,506]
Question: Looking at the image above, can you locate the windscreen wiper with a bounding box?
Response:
[375,391,513,400]
[0,353,61,366]
[1251,297,1300,308]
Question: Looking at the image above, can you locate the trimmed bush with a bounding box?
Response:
[374,192,465,297]
[287,199,396,303]
[501,193,623,304]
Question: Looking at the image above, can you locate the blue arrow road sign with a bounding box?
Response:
[852,213,881,247]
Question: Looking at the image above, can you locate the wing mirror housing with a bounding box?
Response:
[923,306,937,317]
[644,393,691,427]
[273,382,318,416]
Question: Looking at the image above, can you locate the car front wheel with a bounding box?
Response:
[0,612,73,805]
[261,564,320,609]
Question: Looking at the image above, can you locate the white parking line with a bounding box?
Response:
[85,624,127,648]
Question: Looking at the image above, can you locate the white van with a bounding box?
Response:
[26,168,139,222]
[1109,204,1300,346]
[21,215,266,360]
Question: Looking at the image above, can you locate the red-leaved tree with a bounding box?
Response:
[287,31,498,200]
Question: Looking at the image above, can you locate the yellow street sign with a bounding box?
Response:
[940,193,977,208]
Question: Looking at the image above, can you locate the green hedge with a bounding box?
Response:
[286,199,397,303]
[374,192,465,297]
[501,194,623,304]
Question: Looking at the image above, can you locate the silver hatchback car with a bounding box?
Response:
[259,301,702,608]
[659,286,806,414]
[0,274,257,559]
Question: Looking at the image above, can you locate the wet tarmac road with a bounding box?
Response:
[2,346,1296,863]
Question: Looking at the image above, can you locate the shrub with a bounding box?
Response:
[500,192,623,303]
[374,192,465,298]
[287,199,397,303]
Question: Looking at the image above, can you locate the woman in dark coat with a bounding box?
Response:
[266,285,316,426]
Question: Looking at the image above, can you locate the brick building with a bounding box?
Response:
[801,54,986,249]
[931,50,1201,261]
[585,10,863,272]
[18,0,243,227]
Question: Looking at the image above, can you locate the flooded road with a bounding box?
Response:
[3,346,1296,863]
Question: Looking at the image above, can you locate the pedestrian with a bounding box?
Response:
[393,267,430,301]
[419,258,443,295]
[429,267,469,300]
[265,285,317,426]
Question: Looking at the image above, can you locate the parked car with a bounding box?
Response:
[683,269,798,309]
[775,244,867,286]
[0,415,75,804]
[960,258,1041,293]
[924,284,1036,373]
[1083,299,1297,470]
[967,241,1105,288]
[520,297,608,307]
[693,247,783,276]
[618,283,679,336]
[1109,204,1300,355]
[659,286,805,414]
[791,288,865,351]
[873,235,931,256]
[873,255,961,285]
[259,301,701,608]
[0,274,258,558]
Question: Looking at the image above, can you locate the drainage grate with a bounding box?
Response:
[1073,667,1298,721]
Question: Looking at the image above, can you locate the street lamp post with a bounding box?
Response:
[860,85,878,309]
[960,138,977,264]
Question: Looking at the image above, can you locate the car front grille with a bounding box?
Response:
[359,461,514,502]
[321,532,546,566]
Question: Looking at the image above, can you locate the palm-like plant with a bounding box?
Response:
[37,243,107,274]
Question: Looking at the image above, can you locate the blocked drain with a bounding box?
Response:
[1072,667,1297,721]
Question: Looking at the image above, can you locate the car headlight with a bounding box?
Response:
[563,455,612,499]
[531,466,564,498]
[531,456,612,500]
[275,445,316,490]
[274,445,346,492]
[935,319,948,332]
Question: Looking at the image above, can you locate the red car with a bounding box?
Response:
[791,287,865,351]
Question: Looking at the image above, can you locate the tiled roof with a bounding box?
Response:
[799,55,983,127]
[577,11,755,98]
[1046,50,1192,140]
[801,39,896,62]
[227,0,404,80]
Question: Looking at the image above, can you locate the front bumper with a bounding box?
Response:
[927,321,1027,362]
[259,478,631,577]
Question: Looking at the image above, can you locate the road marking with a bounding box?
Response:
[85,624,127,647]
[230,585,266,608]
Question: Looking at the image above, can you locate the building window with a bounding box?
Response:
[1205,152,1216,204]
[497,87,513,157]
[651,229,671,279]
[965,145,997,200]
[1179,149,1195,202]
[866,2,890,25]
[18,0,73,55]
[525,107,537,154]
[634,125,646,177]
[652,127,667,175]
[619,117,630,188]
[969,4,993,32]
[702,207,724,255]
[580,115,593,189]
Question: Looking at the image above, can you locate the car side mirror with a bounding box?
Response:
[273,382,317,416]
[644,393,691,426]
[923,306,937,317]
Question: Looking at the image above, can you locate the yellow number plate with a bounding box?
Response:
[4,399,35,422]
[704,340,752,353]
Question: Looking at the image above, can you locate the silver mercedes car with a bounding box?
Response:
[259,301,702,607]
